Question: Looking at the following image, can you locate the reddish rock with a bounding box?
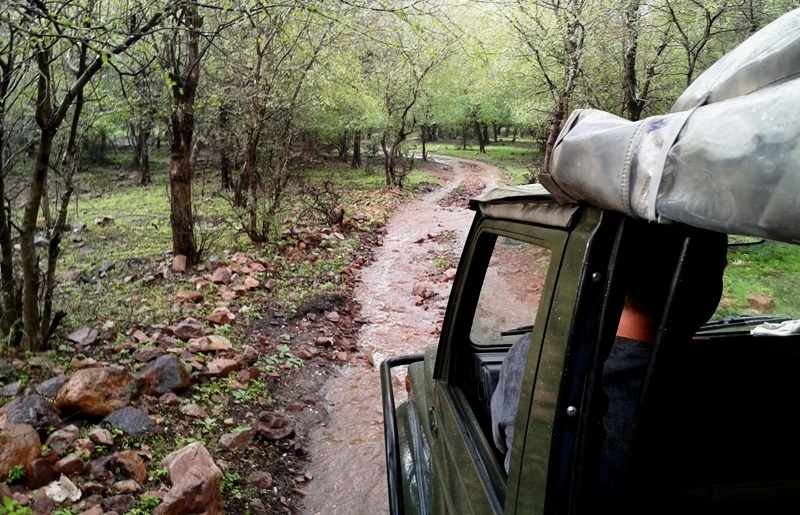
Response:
[172,255,187,272]
[747,293,775,312]
[81,505,104,515]
[249,471,273,489]
[134,355,191,396]
[207,307,235,326]
[170,317,205,340]
[217,429,255,451]
[236,367,260,384]
[231,285,249,297]
[54,454,87,475]
[256,412,294,441]
[181,403,208,419]
[113,479,142,494]
[73,438,95,456]
[175,291,203,304]
[154,442,223,515]
[315,336,333,347]
[244,277,260,290]
[44,424,80,456]
[108,450,148,485]
[67,327,99,346]
[211,267,232,284]
[186,335,232,353]
[159,392,182,406]
[264,278,275,291]
[101,494,136,513]
[205,359,239,378]
[55,366,137,417]
[133,345,165,363]
[89,428,114,447]
[324,311,340,323]
[25,457,56,488]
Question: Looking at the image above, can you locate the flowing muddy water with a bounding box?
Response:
[300,157,506,515]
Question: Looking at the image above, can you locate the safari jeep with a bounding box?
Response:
[380,9,800,515]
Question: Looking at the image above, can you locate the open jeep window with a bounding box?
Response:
[470,237,552,347]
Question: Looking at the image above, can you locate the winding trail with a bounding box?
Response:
[300,157,506,515]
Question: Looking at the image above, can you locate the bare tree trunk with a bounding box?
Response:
[473,117,486,153]
[351,130,361,168]
[139,128,151,185]
[167,3,201,263]
[461,123,468,150]
[0,40,17,338]
[380,133,393,186]
[420,125,428,161]
[219,104,232,190]
[492,122,499,142]
[338,131,348,162]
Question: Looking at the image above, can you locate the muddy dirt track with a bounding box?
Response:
[300,157,506,515]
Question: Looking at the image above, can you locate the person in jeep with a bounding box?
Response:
[491,228,728,507]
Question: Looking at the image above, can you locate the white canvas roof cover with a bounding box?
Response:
[540,8,800,244]
[470,183,580,227]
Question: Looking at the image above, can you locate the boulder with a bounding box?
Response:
[154,442,223,515]
[207,307,235,326]
[0,424,41,482]
[205,359,239,378]
[55,366,137,417]
[134,355,191,396]
[67,327,99,346]
[185,335,232,353]
[217,429,255,451]
[211,267,232,285]
[107,450,148,485]
[170,318,205,341]
[4,394,61,430]
[44,424,80,456]
[25,457,57,488]
[35,376,69,398]
[102,407,159,436]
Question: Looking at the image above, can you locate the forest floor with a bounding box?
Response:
[0,154,507,515]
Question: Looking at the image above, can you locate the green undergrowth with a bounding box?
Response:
[716,239,800,319]
[405,139,539,185]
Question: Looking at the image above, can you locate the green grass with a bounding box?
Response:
[404,139,540,185]
[715,240,800,319]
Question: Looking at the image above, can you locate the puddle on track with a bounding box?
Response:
[301,157,505,515]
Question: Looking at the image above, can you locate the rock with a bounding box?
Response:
[747,293,775,312]
[186,335,233,353]
[44,474,81,503]
[235,367,260,385]
[159,392,182,406]
[88,428,114,447]
[45,425,80,456]
[217,429,255,451]
[205,359,239,378]
[323,311,340,323]
[67,327,99,346]
[30,491,56,514]
[172,255,187,273]
[181,403,207,419]
[133,345,165,363]
[264,278,275,291]
[98,261,115,275]
[35,376,69,398]
[315,336,333,347]
[81,481,105,496]
[134,355,191,396]
[243,277,260,290]
[249,470,273,489]
[101,494,136,513]
[0,381,20,397]
[94,216,114,227]
[108,450,148,485]
[55,366,137,417]
[444,267,457,280]
[211,267,232,284]
[256,412,294,441]
[113,479,142,494]
[131,330,149,344]
[170,318,205,340]
[175,291,203,304]
[54,454,86,475]
[81,505,104,515]
[207,307,235,326]
[154,442,223,515]
[73,438,95,457]
[25,457,56,488]
[4,394,61,430]
[103,407,159,436]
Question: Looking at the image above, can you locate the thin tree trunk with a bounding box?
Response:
[473,118,486,153]
[0,46,17,337]
[219,104,232,190]
[420,125,428,161]
[351,130,361,168]
[338,131,348,162]
[380,133,392,186]
[139,128,151,185]
[461,123,468,150]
